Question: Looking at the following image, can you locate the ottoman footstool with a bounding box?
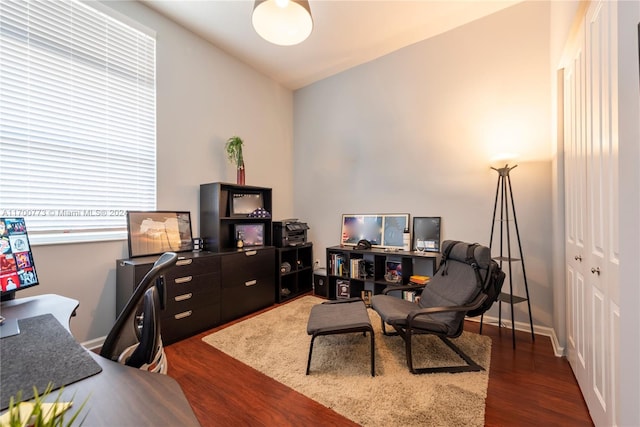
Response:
[306,297,375,377]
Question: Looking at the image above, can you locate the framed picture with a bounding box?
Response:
[412,216,442,252]
[126,211,193,258]
[234,223,265,247]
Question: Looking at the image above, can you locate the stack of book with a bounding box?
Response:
[409,275,430,285]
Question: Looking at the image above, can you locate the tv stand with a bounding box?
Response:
[324,246,439,299]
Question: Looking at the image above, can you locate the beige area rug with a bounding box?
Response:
[202,296,491,426]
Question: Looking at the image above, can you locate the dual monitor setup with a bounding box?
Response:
[340,214,441,253]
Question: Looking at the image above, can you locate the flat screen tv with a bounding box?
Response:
[1,217,39,301]
[340,214,409,249]
[126,211,193,258]
[234,223,265,247]
[230,192,264,217]
[412,216,442,252]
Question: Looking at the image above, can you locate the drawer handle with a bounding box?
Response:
[245,279,257,287]
[174,293,192,302]
[174,310,192,320]
[174,276,192,284]
[176,259,193,266]
[244,250,257,257]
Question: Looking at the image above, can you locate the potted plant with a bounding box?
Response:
[225,136,245,185]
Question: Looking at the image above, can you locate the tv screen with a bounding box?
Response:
[231,192,264,216]
[412,216,441,252]
[1,217,39,298]
[341,215,383,246]
[341,214,409,249]
[126,211,193,258]
[234,223,265,247]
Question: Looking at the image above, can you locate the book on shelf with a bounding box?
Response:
[329,253,348,276]
[402,290,421,303]
[350,258,366,279]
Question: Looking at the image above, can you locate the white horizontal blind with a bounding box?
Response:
[0,0,156,237]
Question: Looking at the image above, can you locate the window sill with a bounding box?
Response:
[30,230,127,246]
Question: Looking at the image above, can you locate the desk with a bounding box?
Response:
[1,294,200,426]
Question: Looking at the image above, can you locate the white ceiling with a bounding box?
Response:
[142,0,524,90]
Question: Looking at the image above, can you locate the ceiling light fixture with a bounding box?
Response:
[252,0,313,46]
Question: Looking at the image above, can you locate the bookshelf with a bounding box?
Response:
[275,243,313,302]
[324,246,439,300]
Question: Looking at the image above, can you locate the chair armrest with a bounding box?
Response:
[406,293,487,325]
[381,284,426,295]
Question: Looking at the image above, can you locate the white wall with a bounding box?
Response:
[21,0,294,343]
[294,1,554,328]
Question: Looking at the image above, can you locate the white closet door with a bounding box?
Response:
[564,20,588,396]
[564,2,619,426]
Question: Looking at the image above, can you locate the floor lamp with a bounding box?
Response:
[484,163,535,349]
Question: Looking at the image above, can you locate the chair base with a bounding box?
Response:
[385,320,484,375]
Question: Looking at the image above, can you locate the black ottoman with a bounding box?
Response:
[306,298,375,376]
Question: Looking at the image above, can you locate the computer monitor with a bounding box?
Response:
[412,216,442,252]
[1,217,39,301]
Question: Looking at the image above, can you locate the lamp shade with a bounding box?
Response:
[252,0,313,46]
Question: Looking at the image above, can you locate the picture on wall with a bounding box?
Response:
[341,213,409,249]
[126,211,193,258]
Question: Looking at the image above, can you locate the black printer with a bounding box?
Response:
[273,219,309,247]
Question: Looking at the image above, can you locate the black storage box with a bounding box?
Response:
[313,268,327,298]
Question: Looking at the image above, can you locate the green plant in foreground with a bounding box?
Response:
[0,384,89,427]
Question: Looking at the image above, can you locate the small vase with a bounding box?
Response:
[236,161,245,185]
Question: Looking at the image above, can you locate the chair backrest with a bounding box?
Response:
[125,286,161,368]
[100,252,178,363]
[418,240,491,336]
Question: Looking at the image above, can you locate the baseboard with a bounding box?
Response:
[82,335,106,352]
[466,315,565,357]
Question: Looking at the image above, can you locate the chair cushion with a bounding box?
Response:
[370,294,449,334]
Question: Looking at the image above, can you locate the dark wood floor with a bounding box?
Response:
[164,296,593,426]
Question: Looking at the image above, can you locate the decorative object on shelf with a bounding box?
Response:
[247,207,271,218]
[252,0,313,46]
[225,136,245,185]
[486,162,534,348]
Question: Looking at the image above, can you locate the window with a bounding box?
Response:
[0,0,156,243]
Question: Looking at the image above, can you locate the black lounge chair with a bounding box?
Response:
[371,240,491,374]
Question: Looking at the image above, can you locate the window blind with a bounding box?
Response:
[0,0,156,240]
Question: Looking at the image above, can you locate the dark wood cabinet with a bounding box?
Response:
[116,252,221,345]
[116,248,275,344]
[325,246,439,300]
[275,243,313,302]
[220,247,275,323]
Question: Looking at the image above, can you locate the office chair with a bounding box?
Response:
[100,252,177,374]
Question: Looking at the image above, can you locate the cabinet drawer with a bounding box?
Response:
[221,249,274,289]
[165,288,219,315]
[161,302,221,345]
[165,272,220,299]
[221,278,274,323]
[165,256,220,281]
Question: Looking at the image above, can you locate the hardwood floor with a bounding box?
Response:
[164,297,593,426]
